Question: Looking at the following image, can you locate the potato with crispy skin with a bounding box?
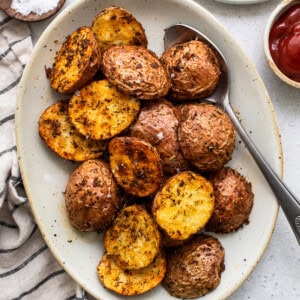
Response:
[65,159,121,232]
[130,100,190,175]
[101,45,171,100]
[38,100,107,161]
[163,234,225,299]
[161,40,220,100]
[152,171,215,241]
[50,26,101,94]
[206,167,254,233]
[178,103,235,172]
[109,136,163,197]
[104,204,161,270]
[91,6,147,53]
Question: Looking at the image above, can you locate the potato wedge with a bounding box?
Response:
[97,251,166,296]
[68,79,140,140]
[91,6,147,53]
[108,137,163,197]
[104,205,161,270]
[152,171,215,241]
[50,26,101,94]
[38,100,107,161]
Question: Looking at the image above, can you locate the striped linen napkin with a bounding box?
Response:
[0,11,88,300]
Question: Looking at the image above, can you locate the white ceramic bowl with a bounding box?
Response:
[264,0,300,88]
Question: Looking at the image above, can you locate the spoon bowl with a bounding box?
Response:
[164,24,300,245]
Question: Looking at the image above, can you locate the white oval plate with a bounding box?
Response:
[214,0,269,4]
[16,0,281,299]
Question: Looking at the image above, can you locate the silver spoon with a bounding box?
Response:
[164,24,300,245]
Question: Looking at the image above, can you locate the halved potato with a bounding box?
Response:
[68,79,140,140]
[91,6,147,53]
[38,100,106,161]
[108,137,163,197]
[50,26,101,94]
[152,171,215,241]
[104,204,161,270]
[97,251,166,296]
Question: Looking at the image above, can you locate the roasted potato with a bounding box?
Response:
[206,167,254,233]
[38,100,107,161]
[178,103,235,172]
[97,251,166,296]
[65,159,121,231]
[101,45,171,100]
[104,204,161,270]
[91,6,147,53]
[163,234,225,299]
[108,136,163,197]
[68,79,140,140]
[50,26,101,94]
[161,40,220,100]
[130,99,190,175]
[152,171,215,241]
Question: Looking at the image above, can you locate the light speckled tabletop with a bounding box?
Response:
[29,0,300,299]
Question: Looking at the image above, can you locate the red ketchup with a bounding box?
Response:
[269,4,300,82]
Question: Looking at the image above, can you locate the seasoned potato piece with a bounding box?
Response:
[164,234,225,298]
[68,79,140,140]
[65,159,121,232]
[152,171,214,241]
[91,6,147,53]
[97,251,166,296]
[38,100,106,161]
[50,26,101,94]
[109,137,163,197]
[101,45,171,100]
[104,205,161,270]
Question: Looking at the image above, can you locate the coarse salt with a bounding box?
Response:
[11,0,60,16]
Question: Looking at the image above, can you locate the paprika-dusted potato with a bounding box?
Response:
[163,234,225,299]
[130,99,190,175]
[97,251,166,296]
[109,136,163,197]
[91,6,148,53]
[178,103,235,172]
[206,167,254,233]
[161,40,220,100]
[152,171,215,241]
[101,45,171,100]
[68,79,140,140]
[104,205,161,270]
[50,26,101,94]
[65,159,121,231]
[38,100,107,161]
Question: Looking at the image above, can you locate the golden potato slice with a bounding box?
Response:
[97,251,166,296]
[50,26,101,94]
[38,100,106,161]
[108,137,163,197]
[152,171,215,241]
[68,80,140,140]
[91,6,147,53]
[104,205,161,270]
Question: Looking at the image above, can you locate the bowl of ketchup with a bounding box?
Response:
[264,0,300,88]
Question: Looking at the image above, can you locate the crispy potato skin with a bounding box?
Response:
[163,234,225,299]
[161,40,220,100]
[101,45,171,100]
[92,6,147,53]
[50,26,101,94]
[104,205,161,270]
[38,100,107,161]
[178,103,235,172]
[206,167,254,233]
[130,100,190,175]
[65,159,121,231]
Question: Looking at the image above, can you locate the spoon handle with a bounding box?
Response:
[224,100,300,245]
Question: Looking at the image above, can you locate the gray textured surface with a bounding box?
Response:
[29,0,300,299]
